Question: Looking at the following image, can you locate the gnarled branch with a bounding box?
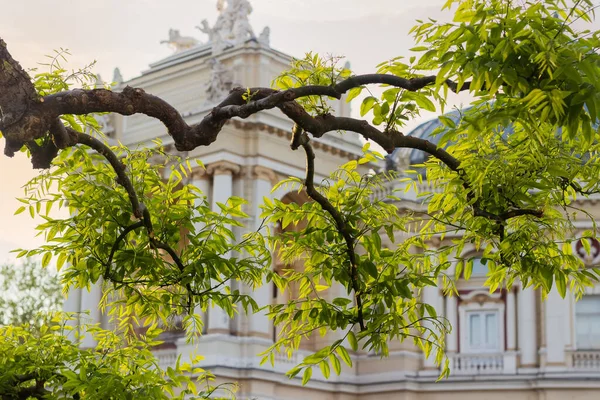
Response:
[292,126,365,330]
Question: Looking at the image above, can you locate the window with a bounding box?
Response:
[466,311,500,352]
[576,295,600,350]
[471,257,488,277]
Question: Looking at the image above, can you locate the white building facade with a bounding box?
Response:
[65,1,600,398]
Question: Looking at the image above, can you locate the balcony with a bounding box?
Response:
[449,352,517,375]
[569,350,600,370]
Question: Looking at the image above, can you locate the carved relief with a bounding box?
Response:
[460,290,503,306]
[204,58,234,105]
[573,237,600,266]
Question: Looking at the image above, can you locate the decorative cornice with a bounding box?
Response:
[227,120,357,160]
[206,160,241,176]
[460,289,503,306]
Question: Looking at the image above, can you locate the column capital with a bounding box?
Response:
[191,167,210,180]
[206,161,241,176]
[252,165,277,184]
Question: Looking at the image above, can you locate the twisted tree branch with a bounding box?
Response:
[0,37,468,170]
[104,221,144,280]
[292,126,365,330]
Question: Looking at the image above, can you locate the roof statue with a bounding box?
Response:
[94,74,104,88]
[112,68,123,85]
[160,29,200,53]
[197,0,269,54]
[204,58,234,104]
[258,26,270,46]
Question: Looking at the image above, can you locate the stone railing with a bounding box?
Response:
[570,350,600,370]
[449,353,506,375]
[274,351,298,366]
[153,348,178,370]
[371,180,443,202]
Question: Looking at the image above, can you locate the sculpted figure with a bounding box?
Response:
[198,0,256,54]
[230,0,255,43]
[160,29,199,52]
[196,20,215,42]
[258,26,270,46]
[204,58,233,104]
[112,67,123,85]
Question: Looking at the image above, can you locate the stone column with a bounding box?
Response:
[191,168,211,333]
[503,287,518,374]
[206,161,240,334]
[422,283,443,368]
[63,287,82,341]
[518,286,537,367]
[506,288,517,351]
[192,168,211,206]
[247,166,276,339]
[544,287,567,367]
[445,294,458,353]
[80,282,103,348]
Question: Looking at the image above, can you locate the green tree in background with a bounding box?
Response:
[0,0,599,398]
[0,259,62,326]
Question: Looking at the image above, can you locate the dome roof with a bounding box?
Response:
[388,109,463,170]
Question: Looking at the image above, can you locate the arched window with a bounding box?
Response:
[461,256,488,279]
[471,257,488,277]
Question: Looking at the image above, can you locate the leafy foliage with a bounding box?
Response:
[260,146,450,378]
[0,313,230,399]
[2,0,600,397]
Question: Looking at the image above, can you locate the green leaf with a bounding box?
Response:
[329,354,341,375]
[319,360,330,379]
[438,115,456,128]
[335,346,352,367]
[360,96,377,117]
[555,272,567,298]
[346,87,363,103]
[464,259,473,280]
[286,366,302,379]
[347,331,358,351]
[41,252,51,268]
[415,95,436,112]
[362,260,379,279]
[302,367,312,385]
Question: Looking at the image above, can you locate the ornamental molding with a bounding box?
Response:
[460,289,503,306]
[204,58,235,105]
[206,160,241,176]
[229,119,356,160]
